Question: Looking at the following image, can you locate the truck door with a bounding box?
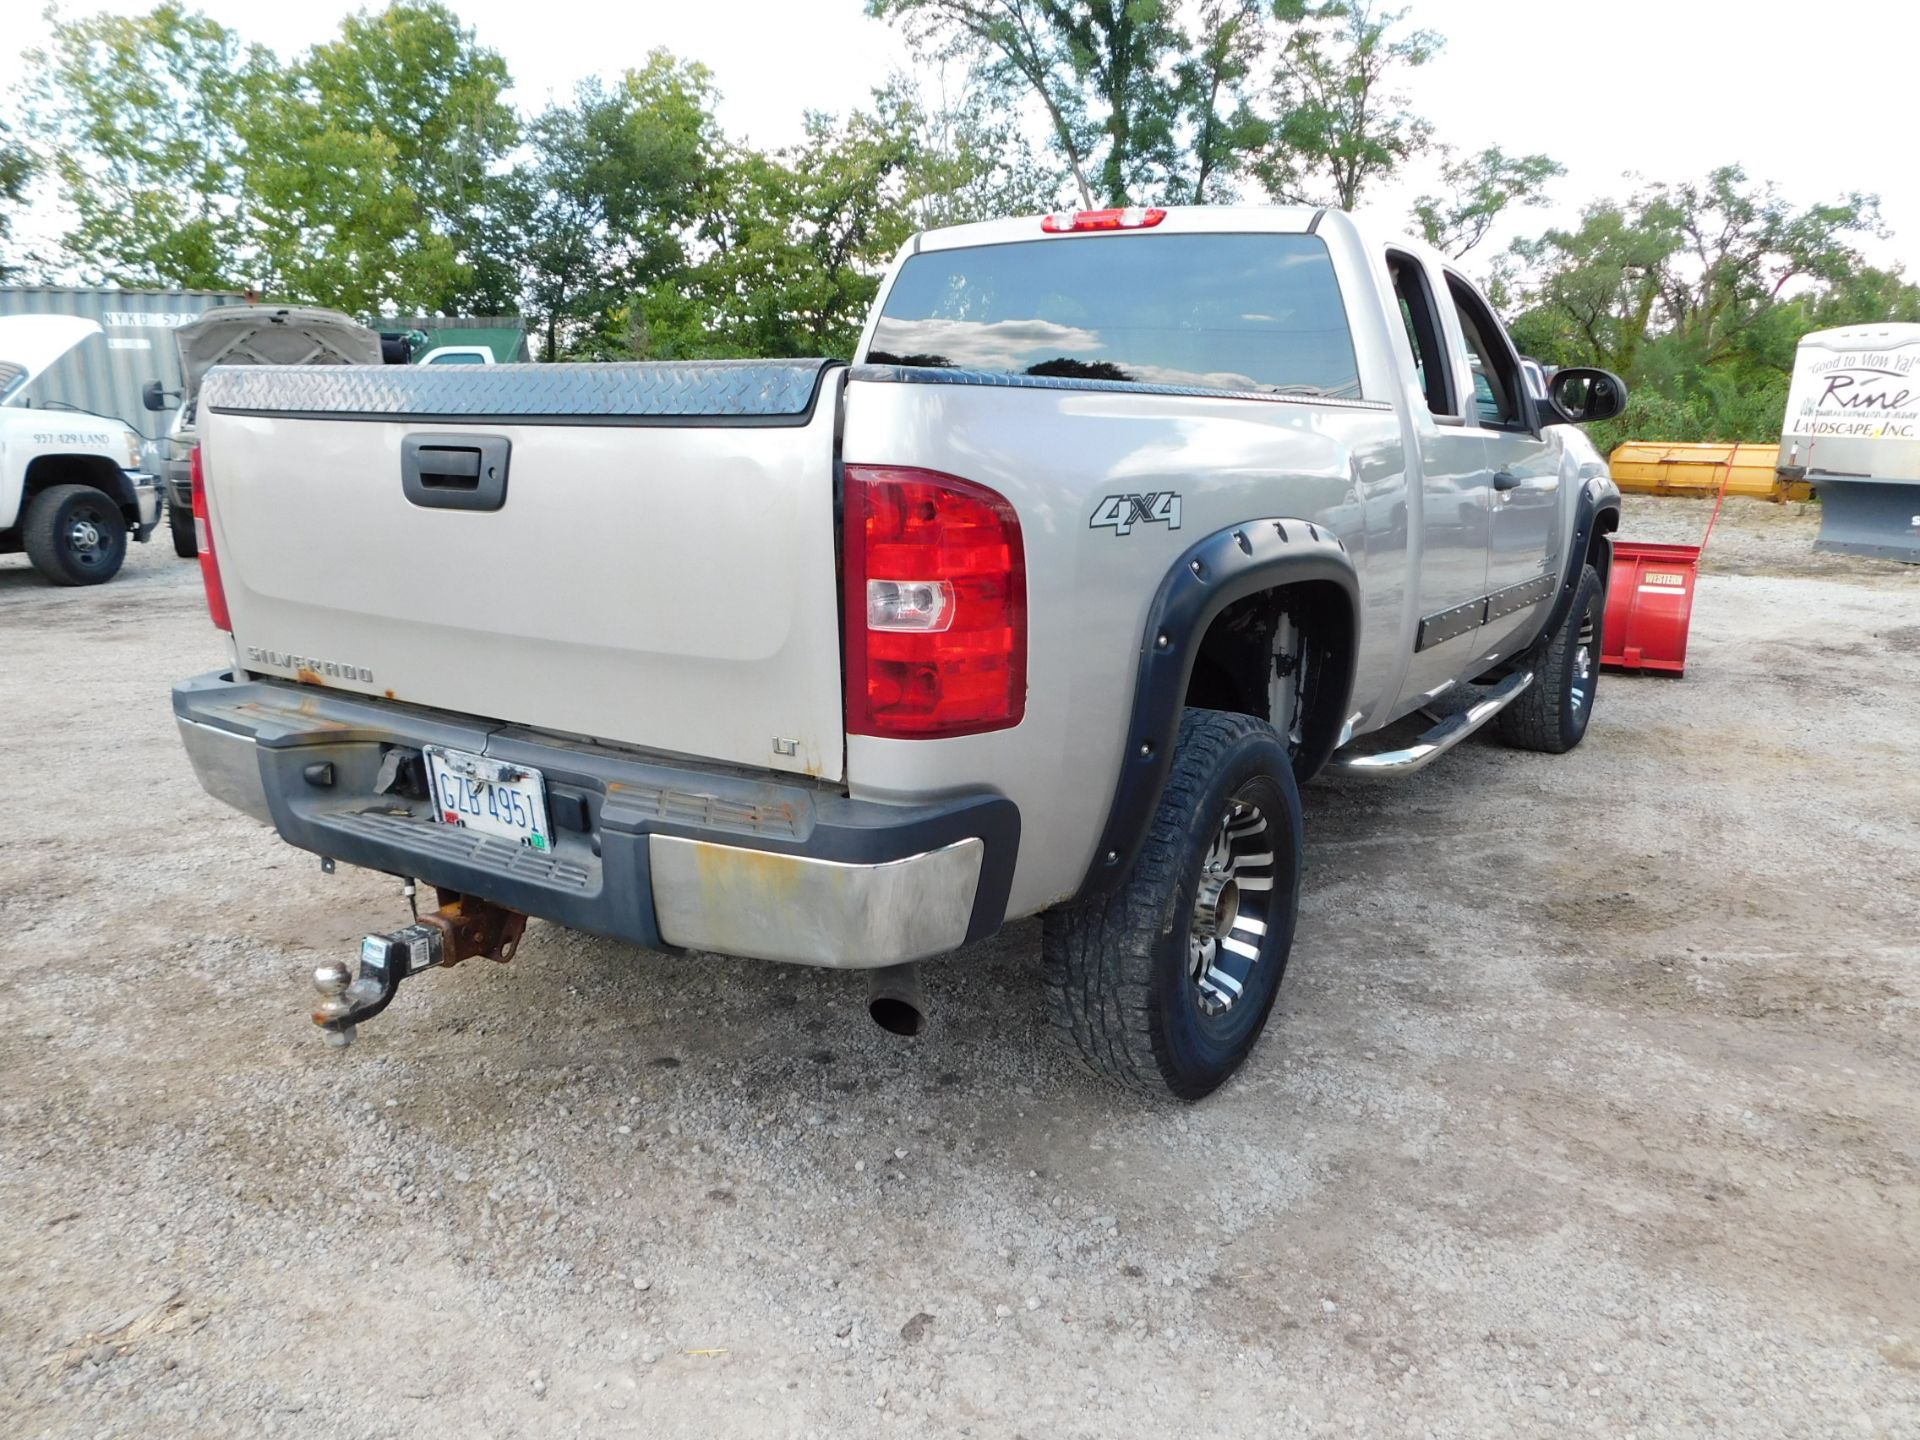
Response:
[1443,273,1559,655]
[1386,251,1493,702]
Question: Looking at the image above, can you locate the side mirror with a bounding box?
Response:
[141,379,176,412]
[1538,366,1627,426]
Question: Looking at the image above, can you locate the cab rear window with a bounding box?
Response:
[867,232,1361,399]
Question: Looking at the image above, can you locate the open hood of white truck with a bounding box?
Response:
[174,306,382,411]
[0,315,103,405]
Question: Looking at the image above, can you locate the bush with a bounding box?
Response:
[1589,369,1790,454]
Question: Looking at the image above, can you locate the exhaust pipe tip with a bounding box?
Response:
[866,963,926,1037]
[869,995,926,1037]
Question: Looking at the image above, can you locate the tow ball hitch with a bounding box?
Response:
[310,890,527,1047]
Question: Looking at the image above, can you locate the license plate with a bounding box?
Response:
[424,746,552,851]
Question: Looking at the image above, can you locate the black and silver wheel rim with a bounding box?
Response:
[1187,793,1275,1017]
[66,502,112,572]
[1570,607,1597,717]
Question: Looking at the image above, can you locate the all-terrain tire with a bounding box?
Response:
[1041,708,1304,1101]
[23,484,128,586]
[169,498,197,558]
[1497,563,1604,753]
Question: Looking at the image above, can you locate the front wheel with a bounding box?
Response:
[1497,563,1604,753]
[24,484,129,586]
[1042,708,1304,1101]
[169,498,197,558]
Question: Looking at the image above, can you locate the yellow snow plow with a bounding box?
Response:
[1608,441,1810,502]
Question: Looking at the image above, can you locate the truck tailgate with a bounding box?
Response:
[198,360,846,781]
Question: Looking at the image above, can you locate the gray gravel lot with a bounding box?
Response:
[2,496,1917,1438]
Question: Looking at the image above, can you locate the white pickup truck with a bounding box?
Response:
[1,316,163,584]
[174,205,1624,1099]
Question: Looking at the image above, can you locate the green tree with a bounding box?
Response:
[26,2,519,309]
[242,83,463,312]
[1505,169,1899,447]
[889,76,1065,227]
[25,2,273,287]
[1505,195,1685,377]
[649,100,922,359]
[1802,263,1920,329]
[1655,166,1877,366]
[1507,170,1880,376]
[288,0,519,312]
[505,54,724,360]
[1173,0,1272,202]
[0,121,36,281]
[869,0,1267,206]
[1256,0,1439,209]
[638,78,1061,362]
[1411,144,1562,258]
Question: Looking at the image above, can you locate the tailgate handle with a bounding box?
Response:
[418,448,480,482]
[401,434,510,511]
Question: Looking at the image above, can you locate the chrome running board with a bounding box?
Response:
[1326,670,1534,778]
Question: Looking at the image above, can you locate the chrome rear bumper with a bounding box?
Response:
[178,715,274,823]
[648,835,985,967]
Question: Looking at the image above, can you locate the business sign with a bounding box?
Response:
[1784,344,1920,441]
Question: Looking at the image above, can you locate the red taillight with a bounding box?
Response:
[843,466,1026,738]
[190,445,230,631]
[1040,206,1167,233]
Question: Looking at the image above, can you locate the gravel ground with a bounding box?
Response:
[2,496,1917,1438]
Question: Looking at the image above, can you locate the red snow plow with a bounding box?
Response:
[1601,455,1736,677]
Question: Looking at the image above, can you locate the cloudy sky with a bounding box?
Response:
[5,0,1916,271]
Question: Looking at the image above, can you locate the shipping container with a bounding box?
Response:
[0,285,249,464]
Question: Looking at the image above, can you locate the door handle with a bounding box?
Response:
[401,434,510,511]
[1492,470,1521,492]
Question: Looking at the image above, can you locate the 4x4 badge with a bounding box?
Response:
[1090,491,1182,536]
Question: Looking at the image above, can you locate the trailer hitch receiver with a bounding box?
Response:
[312,890,527,1046]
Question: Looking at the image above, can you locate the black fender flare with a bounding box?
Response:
[1529,479,1620,651]
[1074,518,1359,902]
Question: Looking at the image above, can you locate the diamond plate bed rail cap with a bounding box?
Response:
[203,357,840,425]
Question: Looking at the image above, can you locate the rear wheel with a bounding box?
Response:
[1042,708,1304,1101]
[24,484,128,586]
[169,498,197,558]
[1497,563,1603,753]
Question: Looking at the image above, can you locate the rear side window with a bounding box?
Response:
[868,233,1362,399]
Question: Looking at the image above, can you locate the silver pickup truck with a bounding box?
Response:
[174,205,1623,1100]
